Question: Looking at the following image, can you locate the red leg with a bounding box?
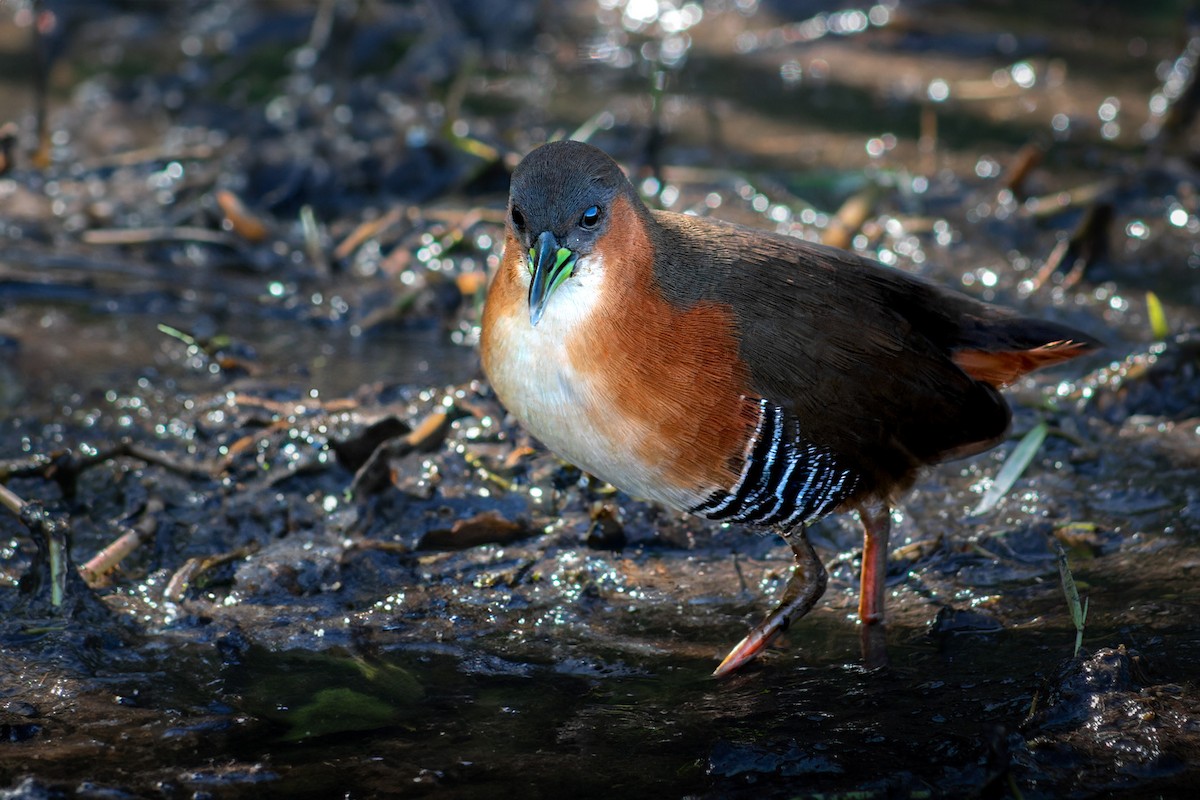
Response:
[713,527,827,676]
[857,502,891,624]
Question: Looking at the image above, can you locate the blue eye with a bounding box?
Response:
[579,205,601,229]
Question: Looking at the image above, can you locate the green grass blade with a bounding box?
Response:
[157,323,196,346]
[971,421,1048,516]
[1146,291,1169,339]
[1057,544,1087,657]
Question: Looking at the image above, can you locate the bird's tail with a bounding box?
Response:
[951,318,1101,388]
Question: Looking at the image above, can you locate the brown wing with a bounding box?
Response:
[649,211,1099,498]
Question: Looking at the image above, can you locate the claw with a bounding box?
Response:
[712,527,828,676]
[712,626,776,677]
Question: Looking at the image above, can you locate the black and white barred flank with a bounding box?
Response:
[691,398,859,528]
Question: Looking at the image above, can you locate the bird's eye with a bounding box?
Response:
[511,205,526,232]
[579,205,602,229]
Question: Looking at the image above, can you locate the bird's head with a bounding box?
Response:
[505,140,635,326]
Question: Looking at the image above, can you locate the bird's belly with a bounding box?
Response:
[485,316,700,511]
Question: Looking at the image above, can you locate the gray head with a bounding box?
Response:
[507,141,639,324]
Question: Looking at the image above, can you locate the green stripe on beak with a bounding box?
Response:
[528,230,578,326]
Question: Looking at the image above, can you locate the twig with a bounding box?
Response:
[78,495,164,587]
[164,542,260,603]
[215,190,270,243]
[1,440,213,497]
[300,204,328,275]
[0,484,71,609]
[82,227,235,247]
[1020,180,1116,220]
[351,405,461,495]
[821,186,878,249]
[919,103,938,175]
[0,482,25,518]
[1001,142,1044,199]
[306,0,338,55]
[334,207,407,260]
[1145,15,1200,146]
[1028,201,1112,291]
[461,449,516,492]
[229,393,360,416]
[79,143,217,170]
[136,444,216,480]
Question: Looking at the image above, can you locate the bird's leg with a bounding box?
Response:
[713,526,827,676]
[857,501,891,624]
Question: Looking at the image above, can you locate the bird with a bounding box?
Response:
[480,140,1099,675]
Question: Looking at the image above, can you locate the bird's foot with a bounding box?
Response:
[859,620,889,669]
[713,528,828,676]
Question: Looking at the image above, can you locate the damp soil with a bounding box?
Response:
[2,1,1200,798]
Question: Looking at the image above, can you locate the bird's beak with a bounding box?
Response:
[527,230,577,326]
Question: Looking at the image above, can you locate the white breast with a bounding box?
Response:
[485,254,696,511]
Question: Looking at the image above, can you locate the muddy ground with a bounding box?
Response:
[2,1,1200,797]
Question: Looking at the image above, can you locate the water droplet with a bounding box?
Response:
[1125,220,1149,240]
[1010,61,1036,88]
[868,4,891,25]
